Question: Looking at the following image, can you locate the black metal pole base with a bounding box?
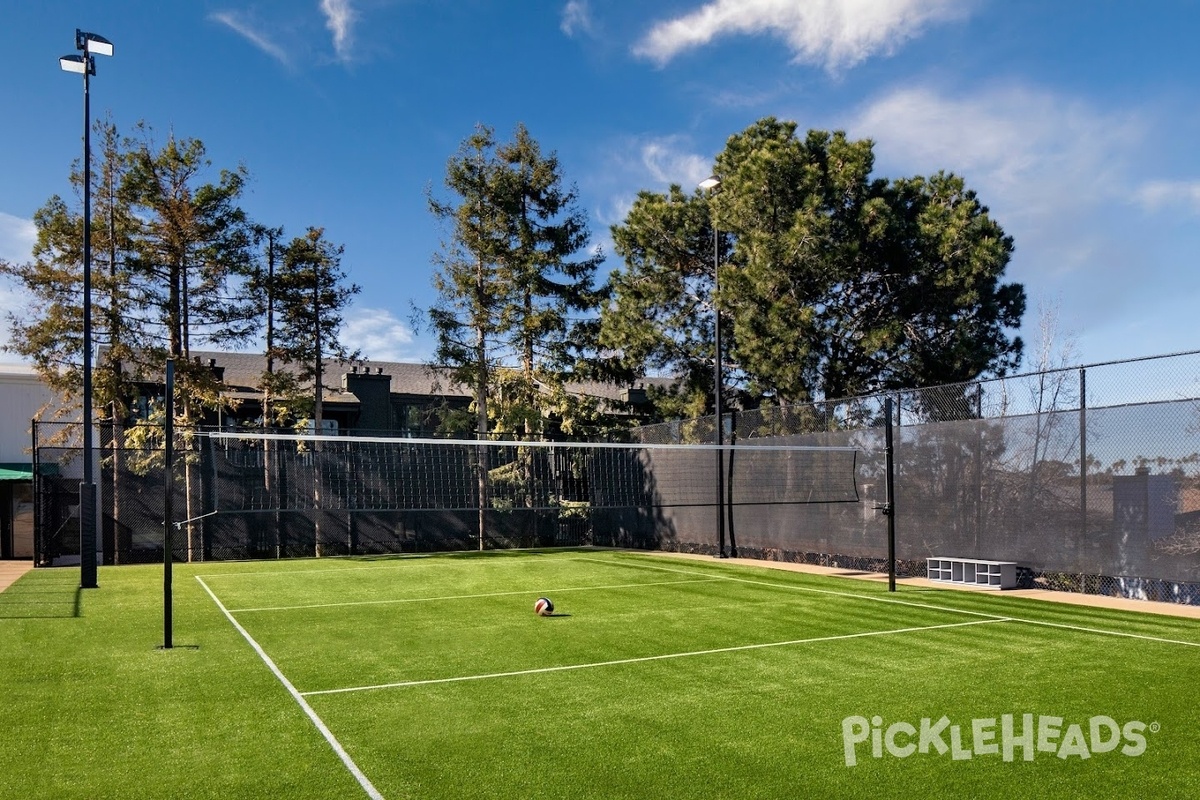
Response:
[79,482,99,589]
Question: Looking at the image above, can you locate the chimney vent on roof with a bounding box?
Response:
[376,367,383,375]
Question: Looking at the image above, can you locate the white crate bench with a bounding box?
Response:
[927,557,1017,590]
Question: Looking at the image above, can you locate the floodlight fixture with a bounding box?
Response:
[77,30,114,57]
[59,54,91,75]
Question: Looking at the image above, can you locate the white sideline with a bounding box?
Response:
[583,557,1200,649]
[230,577,722,613]
[195,577,386,800]
[201,547,582,578]
[301,618,1009,697]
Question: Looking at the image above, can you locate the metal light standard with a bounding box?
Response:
[60,29,113,589]
[698,176,729,558]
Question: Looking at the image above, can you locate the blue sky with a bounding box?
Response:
[2,0,1199,374]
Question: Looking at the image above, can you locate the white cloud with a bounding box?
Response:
[342,307,417,362]
[321,0,357,63]
[0,213,36,264]
[210,11,292,66]
[639,136,712,188]
[634,0,968,71]
[845,85,1143,257]
[837,83,1200,362]
[561,1,595,38]
[1134,180,1200,215]
[584,135,712,238]
[594,193,637,229]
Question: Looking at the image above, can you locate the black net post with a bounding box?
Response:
[163,359,174,650]
[884,397,896,592]
[1079,367,1088,544]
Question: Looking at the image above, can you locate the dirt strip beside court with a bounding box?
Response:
[631,549,1200,620]
[0,561,34,593]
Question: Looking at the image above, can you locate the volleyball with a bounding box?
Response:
[535,597,554,616]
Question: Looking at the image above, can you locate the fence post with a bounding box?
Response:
[1079,367,1087,544]
[727,409,738,559]
[975,383,984,552]
[31,420,40,566]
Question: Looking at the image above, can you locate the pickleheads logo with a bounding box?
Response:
[841,714,1157,767]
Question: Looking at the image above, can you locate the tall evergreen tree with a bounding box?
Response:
[428,123,606,439]
[602,117,1025,412]
[428,125,508,443]
[245,224,306,428]
[120,123,256,418]
[491,125,606,436]
[600,184,724,420]
[0,117,145,418]
[276,227,361,431]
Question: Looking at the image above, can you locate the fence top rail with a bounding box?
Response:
[782,348,1200,411]
[199,430,860,453]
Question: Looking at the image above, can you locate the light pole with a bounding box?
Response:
[698,176,728,558]
[61,29,113,589]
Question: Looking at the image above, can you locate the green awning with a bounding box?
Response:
[0,464,34,481]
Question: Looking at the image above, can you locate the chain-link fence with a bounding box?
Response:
[627,351,1200,604]
[30,350,1200,604]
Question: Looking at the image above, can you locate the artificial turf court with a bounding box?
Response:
[2,549,1199,799]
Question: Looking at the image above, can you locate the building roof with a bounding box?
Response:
[186,350,473,404]
[185,350,675,405]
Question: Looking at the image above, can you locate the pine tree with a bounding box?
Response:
[428,123,608,548]
[120,123,256,420]
[429,123,606,438]
[276,227,361,432]
[602,117,1026,413]
[0,117,145,417]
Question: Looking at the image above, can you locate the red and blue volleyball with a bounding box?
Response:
[534,597,554,616]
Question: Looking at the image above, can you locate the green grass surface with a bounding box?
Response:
[2,549,1199,799]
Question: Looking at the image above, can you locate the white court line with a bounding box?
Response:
[200,563,434,579]
[998,617,1200,649]
[230,577,722,613]
[584,557,1200,649]
[195,577,386,800]
[301,618,1008,697]
[200,549,608,578]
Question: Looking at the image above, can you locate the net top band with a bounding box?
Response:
[198,430,860,453]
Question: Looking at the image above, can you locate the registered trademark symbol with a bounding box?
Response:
[1150,722,1161,734]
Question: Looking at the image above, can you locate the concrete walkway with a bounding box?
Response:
[0,560,34,593]
[638,550,1200,620]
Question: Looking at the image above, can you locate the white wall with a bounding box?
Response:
[0,365,62,464]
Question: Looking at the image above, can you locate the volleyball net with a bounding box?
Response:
[170,431,861,557]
